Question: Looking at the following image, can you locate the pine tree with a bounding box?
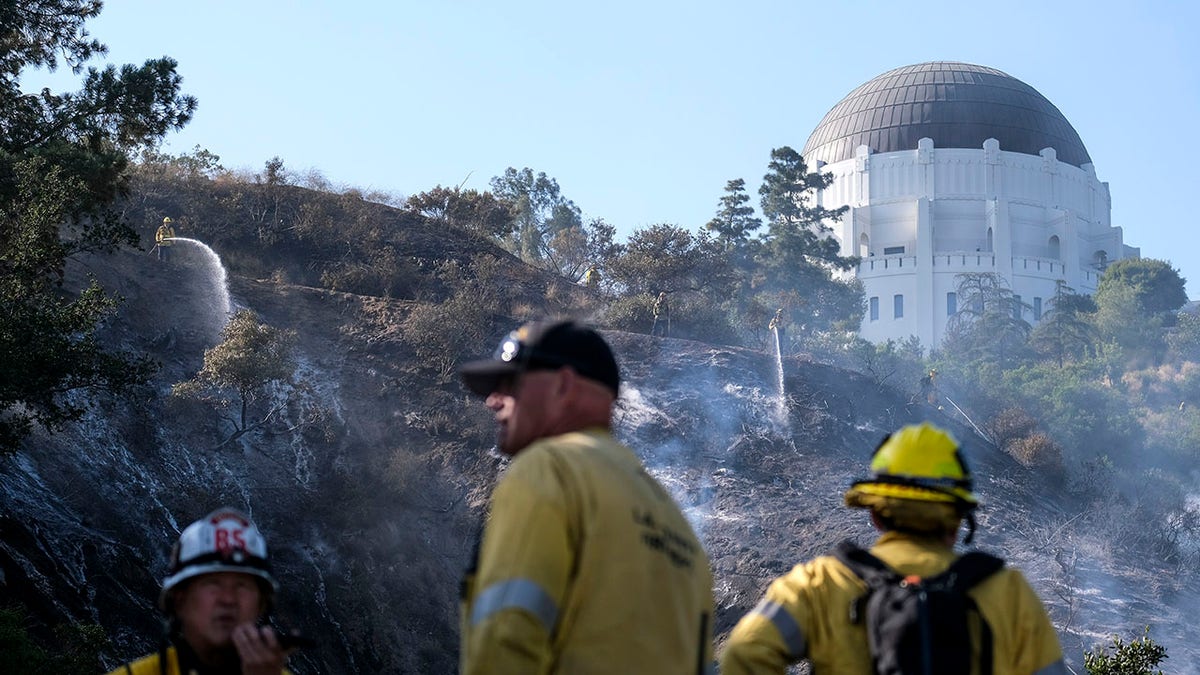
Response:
[0,1,196,451]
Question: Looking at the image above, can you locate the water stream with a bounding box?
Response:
[772,327,787,425]
[169,237,232,322]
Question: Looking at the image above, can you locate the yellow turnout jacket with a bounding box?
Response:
[461,429,715,675]
[720,531,1067,675]
[156,224,175,246]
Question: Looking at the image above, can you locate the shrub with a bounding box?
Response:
[1006,432,1064,473]
[1084,627,1168,674]
[985,407,1039,449]
[602,293,656,333]
[0,607,108,675]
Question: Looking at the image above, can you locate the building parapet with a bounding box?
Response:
[857,255,918,275]
[855,251,1099,287]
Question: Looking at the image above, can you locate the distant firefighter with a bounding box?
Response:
[768,308,785,348]
[652,291,670,337]
[583,263,601,289]
[919,368,938,405]
[768,308,784,331]
[155,216,176,262]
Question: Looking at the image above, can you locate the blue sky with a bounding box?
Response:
[41,0,1200,297]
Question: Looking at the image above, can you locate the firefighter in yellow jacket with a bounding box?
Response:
[582,263,600,289]
[458,320,715,675]
[155,216,176,263]
[107,508,295,675]
[720,423,1067,675]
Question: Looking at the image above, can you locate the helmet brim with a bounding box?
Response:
[159,565,279,611]
[845,480,977,507]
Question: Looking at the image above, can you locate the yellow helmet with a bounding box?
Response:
[163,216,173,224]
[845,423,977,509]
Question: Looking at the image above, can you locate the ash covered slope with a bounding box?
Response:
[1,244,1196,673]
[1,246,492,674]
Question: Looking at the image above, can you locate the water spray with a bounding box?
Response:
[166,237,233,320]
[772,327,787,426]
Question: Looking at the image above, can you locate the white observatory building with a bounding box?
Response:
[802,62,1139,347]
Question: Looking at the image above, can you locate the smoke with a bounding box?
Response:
[615,343,793,542]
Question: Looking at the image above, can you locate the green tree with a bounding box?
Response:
[605,224,735,297]
[1092,258,1188,368]
[1031,280,1097,367]
[404,185,514,241]
[754,147,861,337]
[137,144,225,181]
[943,273,1032,369]
[1000,360,1142,464]
[0,0,195,452]
[1096,258,1188,316]
[1166,311,1200,362]
[1084,628,1168,675]
[489,167,581,265]
[172,309,297,442]
[604,224,740,340]
[545,217,620,284]
[757,146,853,272]
[705,178,762,252]
[1094,282,1164,369]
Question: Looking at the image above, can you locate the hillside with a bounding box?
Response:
[1,182,1197,673]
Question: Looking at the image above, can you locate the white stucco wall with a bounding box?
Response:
[820,137,1135,348]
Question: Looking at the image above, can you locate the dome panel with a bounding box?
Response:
[803,62,1091,167]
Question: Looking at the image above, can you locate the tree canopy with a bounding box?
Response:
[489,167,582,267]
[1096,258,1188,316]
[942,272,1032,369]
[171,309,297,440]
[0,0,195,451]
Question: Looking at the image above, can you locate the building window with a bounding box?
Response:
[947,292,957,316]
[869,296,879,321]
[883,245,905,255]
[1034,297,1043,320]
[893,294,904,319]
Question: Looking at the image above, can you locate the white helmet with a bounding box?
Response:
[159,508,279,610]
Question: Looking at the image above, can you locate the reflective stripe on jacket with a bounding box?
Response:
[719,531,1066,675]
[460,429,715,675]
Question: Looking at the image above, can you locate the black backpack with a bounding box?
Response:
[833,541,1005,675]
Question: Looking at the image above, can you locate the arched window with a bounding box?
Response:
[859,233,869,257]
[1048,235,1060,260]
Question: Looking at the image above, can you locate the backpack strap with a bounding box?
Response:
[938,551,1005,592]
[833,540,901,586]
[832,541,903,624]
[930,551,1005,675]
